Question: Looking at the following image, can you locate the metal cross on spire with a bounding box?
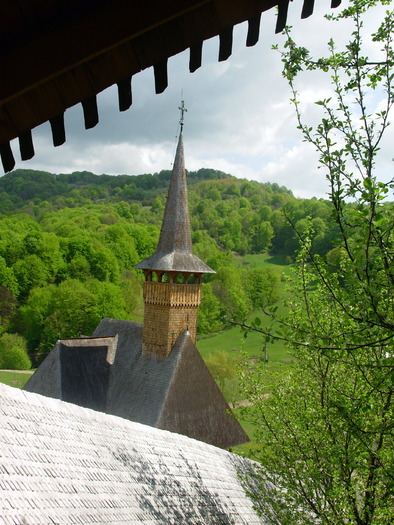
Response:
[178,100,187,131]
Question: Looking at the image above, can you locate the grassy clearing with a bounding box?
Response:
[235,252,293,276]
[0,370,33,389]
[198,252,293,366]
[197,315,291,364]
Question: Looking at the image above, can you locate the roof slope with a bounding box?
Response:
[158,333,248,449]
[0,383,271,524]
[25,318,248,449]
[0,0,341,172]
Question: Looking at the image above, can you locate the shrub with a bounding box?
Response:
[0,333,31,370]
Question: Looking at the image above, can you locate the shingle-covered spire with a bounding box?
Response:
[135,130,214,274]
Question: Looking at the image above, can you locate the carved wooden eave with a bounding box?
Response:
[0,0,341,172]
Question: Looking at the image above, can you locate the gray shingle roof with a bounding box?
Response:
[0,382,269,525]
[135,132,215,274]
[25,319,249,449]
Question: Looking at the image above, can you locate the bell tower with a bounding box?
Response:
[135,103,214,358]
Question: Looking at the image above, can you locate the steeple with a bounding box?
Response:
[135,104,214,358]
[135,130,214,275]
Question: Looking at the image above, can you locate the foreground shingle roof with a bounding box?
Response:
[0,382,269,525]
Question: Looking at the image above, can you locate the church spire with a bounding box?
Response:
[135,105,214,275]
[135,104,214,357]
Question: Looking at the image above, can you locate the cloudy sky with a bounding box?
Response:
[10,1,393,199]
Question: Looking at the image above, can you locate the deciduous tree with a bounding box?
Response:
[0,333,30,370]
[240,2,394,523]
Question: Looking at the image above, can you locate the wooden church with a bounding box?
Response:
[25,111,248,450]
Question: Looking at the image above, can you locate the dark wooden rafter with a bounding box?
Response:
[49,114,66,147]
[246,14,262,47]
[117,78,133,112]
[218,26,234,62]
[0,0,342,172]
[0,143,15,173]
[154,60,169,94]
[189,42,203,72]
[301,0,315,19]
[19,130,35,161]
[82,96,99,129]
[275,0,290,33]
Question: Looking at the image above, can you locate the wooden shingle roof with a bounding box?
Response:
[25,319,249,450]
[135,131,215,274]
[0,0,341,172]
[0,382,270,524]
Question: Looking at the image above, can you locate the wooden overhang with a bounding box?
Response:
[0,0,341,173]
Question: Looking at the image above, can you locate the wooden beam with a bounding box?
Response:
[0,0,212,104]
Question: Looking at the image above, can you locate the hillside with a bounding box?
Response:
[0,168,339,364]
[0,168,338,256]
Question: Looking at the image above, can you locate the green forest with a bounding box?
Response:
[0,167,340,366]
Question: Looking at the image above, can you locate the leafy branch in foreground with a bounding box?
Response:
[240,2,394,524]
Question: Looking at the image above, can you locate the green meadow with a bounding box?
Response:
[198,252,293,366]
[0,370,33,389]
